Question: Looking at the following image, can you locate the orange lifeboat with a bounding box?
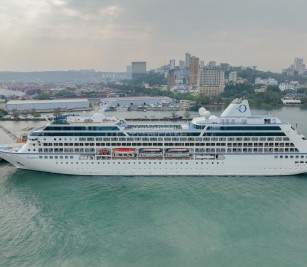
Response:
[114,148,135,153]
[98,149,110,155]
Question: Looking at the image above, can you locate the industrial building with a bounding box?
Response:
[6,99,90,112]
[101,96,173,108]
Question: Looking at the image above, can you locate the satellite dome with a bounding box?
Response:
[199,107,207,116]
[203,111,211,119]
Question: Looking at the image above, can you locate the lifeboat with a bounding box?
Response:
[139,148,163,158]
[166,148,189,153]
[113,148,135,153]
[139,148,162,153]
[165,148,190,158]
[98,149,110,155]
[113,148,136,158]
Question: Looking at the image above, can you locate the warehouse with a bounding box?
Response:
[101,96,173,107]
[6,99,90,112]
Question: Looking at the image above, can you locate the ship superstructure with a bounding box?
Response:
[1,99,307,176]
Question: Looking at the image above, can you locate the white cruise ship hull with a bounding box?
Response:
[1,151,307,176]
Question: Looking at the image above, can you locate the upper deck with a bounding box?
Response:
[29,98,292,137]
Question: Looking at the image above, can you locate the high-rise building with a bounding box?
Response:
[167,69,175,91]
[169,59,175,70]
[184,53,191,83]
[179,60,185,69]
[220,63,230,72]
[131,62,146,79]
[189,56,199,86]
[179,60,185,76]
[185,53,191,68]
[199,66,225,96]
[208,61,217,67]
[199,67,204,86]
[294,58,304,72]
[228,71,237,83]
[200,60,205,69]
[126,65,132,79]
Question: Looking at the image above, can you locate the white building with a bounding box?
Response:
[279,81,299,91]
[294,58,304,72]
[255,77,278,86]
[255,86,267,93]
[169,59,175,70]
[228,71,237,83]
[6,99,90,112]
[208,61,217,67]
[282,99,302,105]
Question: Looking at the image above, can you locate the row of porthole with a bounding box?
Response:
[54,161,224,165]
[276,155,307,159]
[263,168,303,170]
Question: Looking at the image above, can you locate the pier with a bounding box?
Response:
[0,125,18,141]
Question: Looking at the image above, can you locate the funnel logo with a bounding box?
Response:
[238,104,247,113]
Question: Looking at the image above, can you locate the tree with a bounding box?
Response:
[184,110,191,120]
[171,111,177,119]
[21,111,29,119]
[12,109,20,120]
[30,108,38,117]
[33,94,50,100]
[53,108,61,118]
[300,97,307,105]
[0,108,8,118]
[30,108,41,118]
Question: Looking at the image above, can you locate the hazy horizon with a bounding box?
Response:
[1,0,306,73]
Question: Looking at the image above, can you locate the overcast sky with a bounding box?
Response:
[0,0,306,72]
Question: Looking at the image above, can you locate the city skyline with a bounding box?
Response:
[0,0,307,72]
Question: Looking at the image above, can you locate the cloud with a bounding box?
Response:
[0,0,307,71]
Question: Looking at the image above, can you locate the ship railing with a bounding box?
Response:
[31,126,45,133]
[0,144,24,152]
[128,125,182,130]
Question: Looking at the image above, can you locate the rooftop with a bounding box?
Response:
[7,98,89,105]
[101,96,172,101]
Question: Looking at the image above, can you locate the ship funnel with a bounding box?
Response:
[221,98,251,117]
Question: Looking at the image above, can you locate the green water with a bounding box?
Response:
[1,106,307,266]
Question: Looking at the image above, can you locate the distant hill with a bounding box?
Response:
[229,67,307,84]
[0,70,126,83]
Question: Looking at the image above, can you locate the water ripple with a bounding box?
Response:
[1,167,307,266]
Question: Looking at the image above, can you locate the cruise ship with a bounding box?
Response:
[1,98,307,176]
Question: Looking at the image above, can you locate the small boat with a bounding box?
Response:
[139,148,162,153]
[165,148,190,158]
[166,148,189,153]
[139,148,163,157]
[114,148,135,153]
[98,149,110,155]
[113,148,136,158]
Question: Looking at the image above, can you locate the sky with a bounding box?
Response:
[0,0,307,72]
